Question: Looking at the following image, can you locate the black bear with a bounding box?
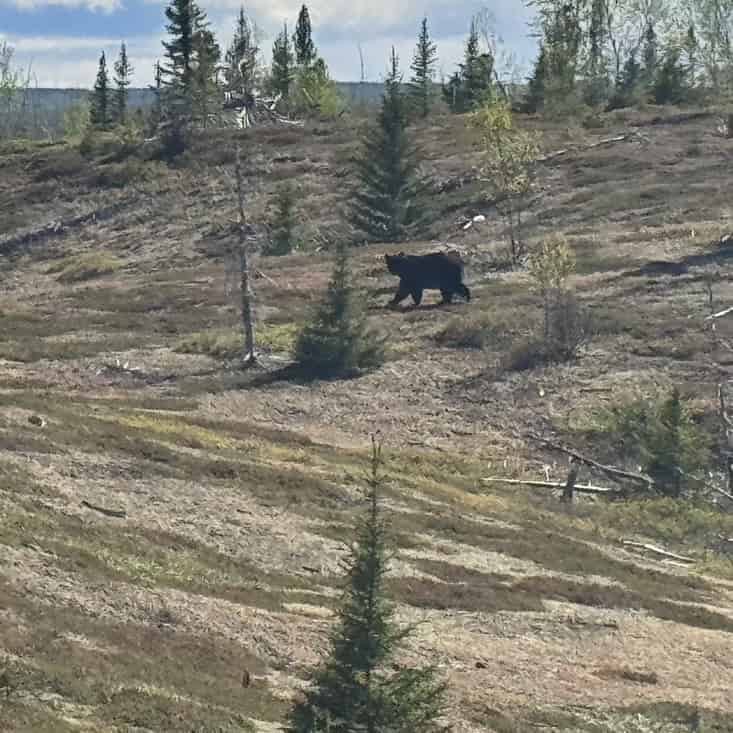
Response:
[384,250,471,308]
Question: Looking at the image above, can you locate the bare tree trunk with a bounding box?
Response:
[561,457,580,503]
[358,43,366,84]
[234,142,256,367]
[706,277,733,492]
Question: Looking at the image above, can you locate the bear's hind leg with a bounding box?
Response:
[411,288,424,306]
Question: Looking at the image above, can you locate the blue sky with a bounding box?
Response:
[1,0,538,87]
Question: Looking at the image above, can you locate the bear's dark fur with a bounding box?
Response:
[384,250,471,307]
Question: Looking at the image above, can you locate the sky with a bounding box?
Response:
[0,0,538,88]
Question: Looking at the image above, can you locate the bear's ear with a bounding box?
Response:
[397,251,405,257]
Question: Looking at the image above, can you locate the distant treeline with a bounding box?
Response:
[12,83,388,138]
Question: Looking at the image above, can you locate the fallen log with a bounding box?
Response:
[620,539,695,564]
[705,305,733,321]
[522,432,654,490]
[81,500,127,519]
[482,477,618,495]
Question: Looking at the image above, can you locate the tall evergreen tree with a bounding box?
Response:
[293,4,316,68]
[653,48,689,105]
[90,51,110,129]
[462,17,493,108]
[584,0,610,106]
[408,17,438,119]
[161,0,207,114]
[191,26,221,127]
[294,242,383,378]
[288,439,448,732]
[543,1,582,106]
[607,48,641,110]
[225,6,259,96]
[443,17,493,113]
[642,21,658,94]
[350,49,420,243]
[524,43,548,113]
[113,42,133,125]
[271,22,295,100]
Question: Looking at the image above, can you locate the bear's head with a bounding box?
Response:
[384,252,407,276]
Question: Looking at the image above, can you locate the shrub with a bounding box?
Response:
[600,389,711,497]
[294,242,384,378]
[63,102,91,140]
[470,99,541,266]
[433,313,496,349]
[176,324,298,359]
[505,337,551,372]
[524,234,591,365]
[48,253,123,284]
[545,290,591,362]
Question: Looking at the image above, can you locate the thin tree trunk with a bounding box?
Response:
[562,457,580,503]
[234,142,256,366]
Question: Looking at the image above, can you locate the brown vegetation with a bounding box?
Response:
[1,107,733,731]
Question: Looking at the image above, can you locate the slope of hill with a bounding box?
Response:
[1,108,733,732]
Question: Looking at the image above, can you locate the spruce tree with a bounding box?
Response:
[524,44,548,113]
[607,49,641,110]
[225,7,259,97]
[442,17,492,113]
[271,23,295,101]
[462,17,492,109]
[294,241,383,378]
[642,21,658,96]
[90,51,110,129]
[288,439,449,732]
[408,17,438,119]
[113,42,133,125]
[294,4,316,68]
[161,0,207,114]
[653,49,688,105]
[350,49,420,243]
[191,26,221,128]
[584,0,609,107]
[264,182,298,256]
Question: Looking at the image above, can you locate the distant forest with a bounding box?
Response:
[14,83,387,138]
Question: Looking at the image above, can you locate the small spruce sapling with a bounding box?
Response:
[294,241,383,378]
[288,438,449,732]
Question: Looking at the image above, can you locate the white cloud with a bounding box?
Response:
[1,0,537,86]
[2,33,162,86]
[5,0,121,12]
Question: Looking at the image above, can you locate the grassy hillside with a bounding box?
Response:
[1,106,733,732]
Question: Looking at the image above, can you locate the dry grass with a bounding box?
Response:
[1,106,733,731]
[46,252,124,283]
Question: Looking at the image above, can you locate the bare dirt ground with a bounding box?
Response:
[2,107,733,732]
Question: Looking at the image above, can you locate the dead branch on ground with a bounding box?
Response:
[80,500,127,519]
[482,477,618,495]
[705,305,733,322]
[522,431,654,491]
[620,540,695,564]
[537,132,647,163]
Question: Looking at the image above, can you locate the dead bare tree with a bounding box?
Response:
[705,275,733,493]
[234,142,256,367]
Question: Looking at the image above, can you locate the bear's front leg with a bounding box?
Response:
[389,281,411,308]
